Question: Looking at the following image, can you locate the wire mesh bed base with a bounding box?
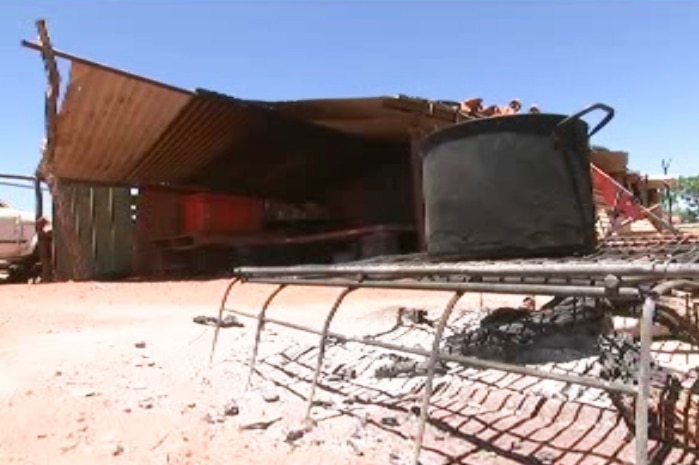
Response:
[210,236,699,465]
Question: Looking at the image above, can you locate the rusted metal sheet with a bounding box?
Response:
[53,181,134,280]
[53,62,191,183]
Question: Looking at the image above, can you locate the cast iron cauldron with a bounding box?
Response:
[421,103,614,259]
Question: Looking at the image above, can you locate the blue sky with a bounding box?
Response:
[0,1,697,211]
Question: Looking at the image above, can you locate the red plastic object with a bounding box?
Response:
[183,193,264,234]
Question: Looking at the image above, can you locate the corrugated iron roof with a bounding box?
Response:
[181,90,407,200]
[264,96,465,142]
[54,61,192,183]
[125,90,257,183]
[30,43,467,198]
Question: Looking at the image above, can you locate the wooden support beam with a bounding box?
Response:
[34,19,89,281]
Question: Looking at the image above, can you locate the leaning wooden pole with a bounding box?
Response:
[34,19,89,281]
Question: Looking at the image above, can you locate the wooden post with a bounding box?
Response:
[34,19,89,281]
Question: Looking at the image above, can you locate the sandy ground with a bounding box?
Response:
[1,279,698,465]
[0,279,471,465]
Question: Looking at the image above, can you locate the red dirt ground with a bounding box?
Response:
[0,279,696,465]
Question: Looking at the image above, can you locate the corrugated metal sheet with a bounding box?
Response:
[50,61,414,199]
[53,181,134,280]
[265,96,463,142]
[48,56,458,201]
[173,90,408,200]
[127,92,271,183]
[54,62,192,182]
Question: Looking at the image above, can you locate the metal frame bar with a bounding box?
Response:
[212,269,699,465]
[636,295,655,463]
[210,277,241,363]
[414,291,463,463]
[237,262,699,279]
[0,173,37,182]
[244,277,640,298]
[305,286,358,418]
[245,284,287,389]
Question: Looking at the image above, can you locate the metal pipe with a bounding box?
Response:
[632,279,699,463]
[246,274,655,287]
[635,295,655,465]
[244,277,640,298]
[652,279,699,295]
[245,285,287,390]
[237,262,699,278]
[209,278,241,363]
[413,292,463,465]
[305,287,357,419]
[222,307,638,395]
[0,173,37,182]
[0,181,48,191]
[630,280,699,464]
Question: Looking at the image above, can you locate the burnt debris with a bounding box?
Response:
[443,297,614,365]
[374,354,447,379]
[193,314,244,328]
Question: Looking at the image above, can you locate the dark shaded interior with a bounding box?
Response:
[130,91,420,277]
[180,90,410,201]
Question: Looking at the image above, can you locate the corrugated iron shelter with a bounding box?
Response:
[23,38,472,280]
[26,32,674,281]
[24,41,465,198]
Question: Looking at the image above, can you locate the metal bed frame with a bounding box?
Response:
[210,236,699,465]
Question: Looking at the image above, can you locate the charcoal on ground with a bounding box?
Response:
[374,354,447,379]
[192,314,243,328]
[442,297,615,364]
[597,331,699,450]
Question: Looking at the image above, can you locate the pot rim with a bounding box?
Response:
[422,113,589,157]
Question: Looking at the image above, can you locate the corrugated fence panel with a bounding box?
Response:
[54,181,135,281]
[53,184,72,281]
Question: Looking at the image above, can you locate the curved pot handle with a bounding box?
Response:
[556,103,615,138]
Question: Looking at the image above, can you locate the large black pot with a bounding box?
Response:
[422,103,614,259]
